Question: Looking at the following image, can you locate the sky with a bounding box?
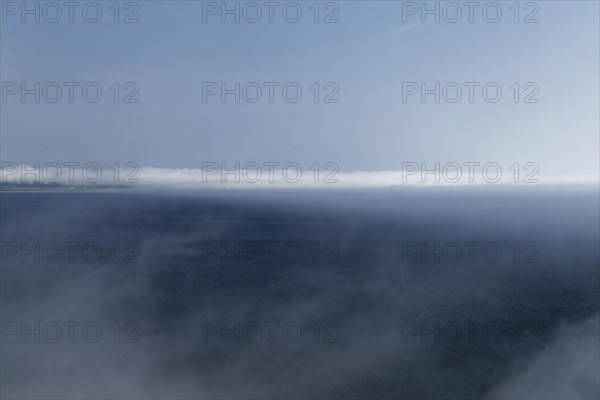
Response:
[1,0,599,177]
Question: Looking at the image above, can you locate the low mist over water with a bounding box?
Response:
[2,188,598,399]
[2,0,598,397]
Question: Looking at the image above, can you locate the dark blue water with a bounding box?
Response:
[1,188,598,399]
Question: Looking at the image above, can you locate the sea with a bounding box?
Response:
[1,187,599,399]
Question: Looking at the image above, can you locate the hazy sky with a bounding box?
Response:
[1,0,598,175]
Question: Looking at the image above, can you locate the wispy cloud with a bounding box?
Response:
[385,22,431,37]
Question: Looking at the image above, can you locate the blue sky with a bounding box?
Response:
[1,1,598,176]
